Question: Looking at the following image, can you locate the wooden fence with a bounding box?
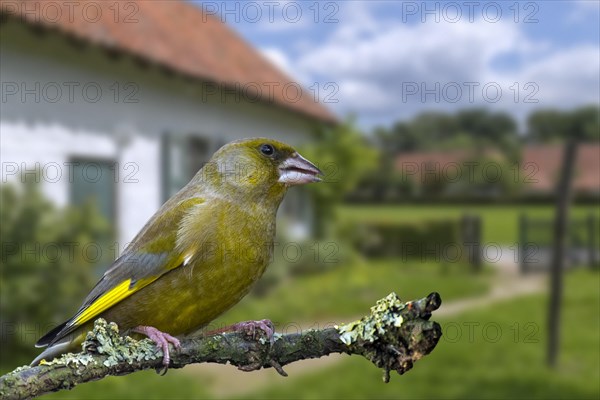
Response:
[519,213,599,273]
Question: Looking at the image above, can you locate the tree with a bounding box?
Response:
[301,118,378,237]
[374,108,519,159]
[526,105,600,143]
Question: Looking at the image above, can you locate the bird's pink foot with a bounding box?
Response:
[202,319,286,376]
[231,319,275,344]
[133,325,181,370]
[231,319,287,375]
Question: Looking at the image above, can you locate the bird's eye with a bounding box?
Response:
[260,144,275,156]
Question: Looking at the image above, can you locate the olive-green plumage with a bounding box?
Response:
[32,138,321,365]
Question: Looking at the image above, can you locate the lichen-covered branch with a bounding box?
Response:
[0,292,442,400]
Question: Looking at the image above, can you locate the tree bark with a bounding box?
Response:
[0,292,442,400]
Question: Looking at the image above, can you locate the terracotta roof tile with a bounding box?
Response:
[523,144,600,194]
[395,144,600,194]
[1,0,337,123]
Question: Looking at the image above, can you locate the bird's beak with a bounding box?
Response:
[278,153,323,186]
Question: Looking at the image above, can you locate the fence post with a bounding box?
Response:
[589,213,599,270]
[519,213,528,274]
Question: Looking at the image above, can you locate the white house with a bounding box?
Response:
[0,0,336,246]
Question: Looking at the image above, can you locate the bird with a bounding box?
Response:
[32,138,322,367]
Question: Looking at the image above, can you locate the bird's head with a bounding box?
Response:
[197,138,322,203]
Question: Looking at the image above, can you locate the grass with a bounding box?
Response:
[337,204,599,245]
[210,260,492,329]
[243,269,600,400]
[43,368,213,400]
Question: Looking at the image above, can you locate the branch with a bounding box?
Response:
[0,292,442,400]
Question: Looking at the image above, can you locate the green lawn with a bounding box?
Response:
[244,269,600,399]
[212,259,492,329]
[42,365,213,399]
[338,204,599,245]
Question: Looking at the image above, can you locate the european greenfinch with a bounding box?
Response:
[32,138,322,366]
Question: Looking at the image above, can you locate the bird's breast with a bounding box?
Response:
[169,204,276,331]
[106,202,278,335]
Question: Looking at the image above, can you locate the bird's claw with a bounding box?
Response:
[231,319,287,376]
[232,319,275,345]
[133,325,181,373]
[236,358,287,377]
[202,319,284,375]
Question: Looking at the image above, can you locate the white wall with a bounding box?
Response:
[1,21,318,246]
[0,120,162,245]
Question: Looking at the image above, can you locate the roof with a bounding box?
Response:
[522,144,600,194]
[395,144,600,194]
[396,148,503,169]
[0,0,337,123]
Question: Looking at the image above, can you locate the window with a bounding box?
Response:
[161,134,214,201]
[69,158,117,225]
[187,137,211,178]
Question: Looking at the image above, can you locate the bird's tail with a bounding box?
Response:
[31,340,72,366]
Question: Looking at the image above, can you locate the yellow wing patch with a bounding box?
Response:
[71,254,185,327]
[73,279,134,325]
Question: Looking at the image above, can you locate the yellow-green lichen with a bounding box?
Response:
[7,365,30,373]
[336,293,406,345]
[38,352,97,370]
[83,319,161,367]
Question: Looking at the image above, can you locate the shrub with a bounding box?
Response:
[0,180,113,367]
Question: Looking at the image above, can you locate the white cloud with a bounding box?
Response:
[300,19,523,81]
[261,47,293,74]
[295,19,531,120]
[253,2,599,127]
[512,45,600,106]
[260,47,310,84]
[293,10,598,126]
[337,80,392,112]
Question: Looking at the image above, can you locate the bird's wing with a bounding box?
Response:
[36,197,206,347]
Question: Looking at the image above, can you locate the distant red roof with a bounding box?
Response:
[396,148,503,169]
[1,0,336,123]
[395,144,600,194]
[522,144,600,194]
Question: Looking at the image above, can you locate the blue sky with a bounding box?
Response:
[194,1,600,130]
